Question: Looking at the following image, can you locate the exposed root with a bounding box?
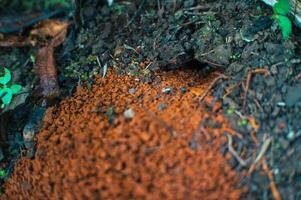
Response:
[200,73,229,102]
[243,68,270,111]
[262,159,282,200]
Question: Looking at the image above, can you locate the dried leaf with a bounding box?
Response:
[30,19,69,46]
[50,23,68,47]
[11,84,22,95]
[0,19,68,47]
[0,35,33,47]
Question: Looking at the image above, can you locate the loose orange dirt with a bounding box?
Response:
[3,69,246,199]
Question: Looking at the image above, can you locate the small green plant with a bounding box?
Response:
[30,54,36,65]
[0,169,7,178]
[5,0,71,11]
[44,0,70,9]
[109,3,125,15]
[238,118,248,127]
[0,68,22,108]
[272,0,292,39]
[226,107,234,115]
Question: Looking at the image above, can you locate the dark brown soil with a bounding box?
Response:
[2,69,246,199]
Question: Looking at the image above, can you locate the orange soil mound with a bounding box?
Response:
[3,69,246,199]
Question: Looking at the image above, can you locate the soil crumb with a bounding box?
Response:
[3,69,245,199]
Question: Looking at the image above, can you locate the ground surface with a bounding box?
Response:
[3,69,246,199]
[1,0,301,199]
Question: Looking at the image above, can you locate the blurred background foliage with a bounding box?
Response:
[0,0,72,13]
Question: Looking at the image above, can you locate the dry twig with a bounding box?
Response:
[226,134,247,166]
[222,127,243,139]
[248,136,272,175]
[223,83,239,99]
[254,136,272,164]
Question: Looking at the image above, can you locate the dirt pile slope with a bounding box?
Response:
[3,69,245,199]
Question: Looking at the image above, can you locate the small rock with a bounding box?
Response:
[106,107,116,124]
[23,123,35,146]
[271,107,280,117]
[270,64,278,75]
[124,108,135,120]
[285,83,301,107]
[277,102,286,107]
[188,82,194,87]
[158,103,167,111]
[287,130,295,140]
[227,62,244,73]
[204,44,232,65]
[22,107,46,158]
[128,88,136,94]
[264,77,276,87]
[256,92,263,101]
[180,86,187,93]
[162,87,172,94]
[241,42,259,59]
[278,137,289,149]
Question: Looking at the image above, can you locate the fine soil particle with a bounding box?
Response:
[2,69,246,199]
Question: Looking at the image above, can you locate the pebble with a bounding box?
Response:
[157,103,167,111]
[285,83,301,107]
[124,108,135,120]
[180,86,187,93]
[270,64,278,75]
[287,131,295,140]
[128,88,136,94]
[278,137,289,149]
[188,82,194,87]
[277,102,286,107]
[22,107,46,158]
[162,87,172,94]
[264,77,276,87]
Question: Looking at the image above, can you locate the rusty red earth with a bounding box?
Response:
[3,69,246,199]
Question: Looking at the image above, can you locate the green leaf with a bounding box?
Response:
[30,55,36,64]
[0,170,6,178]
[0,68,11,85]
[10,84,22,95]
[276,15,292,39]
[273,0,290,15]
[0,88,13,106]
